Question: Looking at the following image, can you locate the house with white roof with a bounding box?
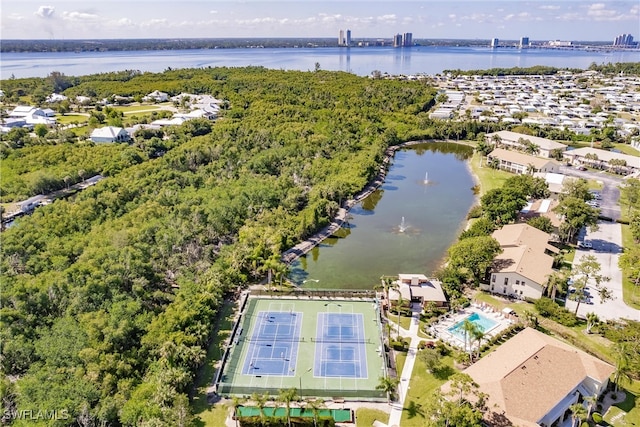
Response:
[90,126,131,143]
[443,327,614,427]
[143,90,169,103]
[8,106,57,126]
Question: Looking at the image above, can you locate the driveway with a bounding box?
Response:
[566,221,640,321]
[558,166,622,220]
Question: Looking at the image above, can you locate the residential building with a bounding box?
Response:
[490,38,499,48]
[143,90,169,103]
[8,106,57,126]
[519,199,562,230]
[402,33,412,47]
[387,274,447,308]
[483,223,559,300]
[520,36,529,48]
[487,148,560,175]
[443,327,614,427]
[346,29,351,47]
[393,34,403,48]
[563,147,640,175]
[338,30,344,46]
[90,126,131,143]
[613,33,635,47]
[486,131,567,158]
[532,172,577,195]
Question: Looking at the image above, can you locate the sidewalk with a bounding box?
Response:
[386,303,425,427]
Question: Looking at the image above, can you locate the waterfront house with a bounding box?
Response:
[487,148,560,175]
[483,224,558,300]
[442,327,614,427]
[90,126,131,143]
[143,90,169,103]
[387,274,448,308]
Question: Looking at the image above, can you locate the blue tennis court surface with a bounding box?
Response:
[242,311,302,376]
[314,313,368,378]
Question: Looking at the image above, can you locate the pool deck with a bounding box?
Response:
[427,305,513,350]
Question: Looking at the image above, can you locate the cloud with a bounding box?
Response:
[210,10,218,14]
[62,11,99,22]
[35,5,55,19]
[7,13,24,21]
[539,5,561,10]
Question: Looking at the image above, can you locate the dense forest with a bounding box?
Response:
[0,67,447,426]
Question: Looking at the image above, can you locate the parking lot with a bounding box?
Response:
[566,221,640,321]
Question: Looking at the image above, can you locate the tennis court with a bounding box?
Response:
[217,297,387,400]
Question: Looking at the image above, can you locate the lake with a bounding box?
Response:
[288,142,476,289]
[2,45,640,79]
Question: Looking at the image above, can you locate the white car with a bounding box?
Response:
[577,241,593,249]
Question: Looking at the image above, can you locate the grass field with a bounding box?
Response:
[56,114,88,125]
[613,143,640,157]
[468,152,511,195]
[604,380,640,427]
[355,408,389,427]
[218,297,386,400]
[620,224,640,310]
[112,104,163,113]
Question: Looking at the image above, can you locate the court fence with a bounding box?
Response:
[217,384,386,401]
[250,288,377,300]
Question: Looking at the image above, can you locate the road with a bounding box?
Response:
[566,221,640,321]
[558,165,623,220]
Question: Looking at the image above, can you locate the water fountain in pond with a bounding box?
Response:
[424,172,429,184]
[399,216,407,233]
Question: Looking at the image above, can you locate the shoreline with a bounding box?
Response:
[281,139,479,267]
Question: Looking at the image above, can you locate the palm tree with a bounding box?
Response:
[585,312,599,334]
[277,388,298,427]
[461,319,479,355]
[304,398,325,427]
[584,394,597,418]
[612,343,632,394]
[569,402,587,427]
[227,396,245,427]
[376,376,400,403]
[251,392,269,426]
[471,328,485,361]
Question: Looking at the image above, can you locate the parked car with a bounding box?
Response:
[577,241,593,249]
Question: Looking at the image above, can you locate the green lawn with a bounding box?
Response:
[112,104,163,113]
[395,349,407,378]
[468,152,511,195]
[400,355,457,427]
[56,114,88,125]
[192,301,236,426]
[356,408,390,427]
[604,380,640,427]
[620,224,640,310]
[613,143,640,157]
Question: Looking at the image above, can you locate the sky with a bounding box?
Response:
[1,0,639,42]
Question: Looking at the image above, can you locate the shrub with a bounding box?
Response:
[534,297,579,327]
[466,205,483,219]
[592,412,603,423]
[435,340,450,356]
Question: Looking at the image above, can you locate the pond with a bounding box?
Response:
[289,141,476,289]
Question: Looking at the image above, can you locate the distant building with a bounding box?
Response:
[402,32,412,47]
[490,38,499,48]
[519,36,529,48]
[613,33,635,47]
[548,40,573,47]
[338,29,351,46]
[393,33,403,47]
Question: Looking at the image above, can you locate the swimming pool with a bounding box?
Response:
[447,312,498,342]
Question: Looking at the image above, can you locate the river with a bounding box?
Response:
[289,142,476,289]
[2,45,640,79]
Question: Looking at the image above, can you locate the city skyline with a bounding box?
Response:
[1,1,639,41]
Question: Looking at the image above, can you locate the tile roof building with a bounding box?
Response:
[482,224,559,300]
[446,327,614,427]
